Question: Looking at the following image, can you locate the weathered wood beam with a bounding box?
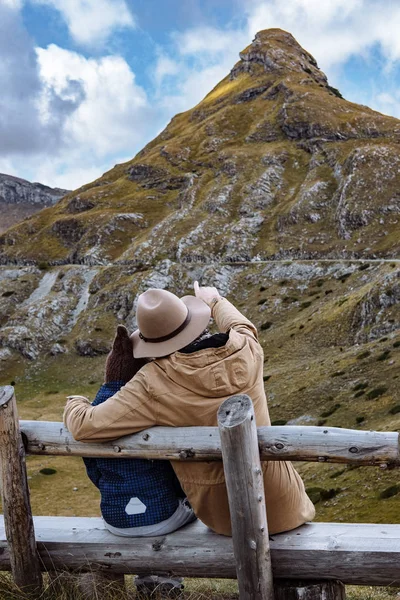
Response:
[20,420,400,466]
[1,518,399,586]
[218,394,274,600]
[0,387,42,595]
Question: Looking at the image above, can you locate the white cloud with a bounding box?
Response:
[37,45,148,156]
[245,0,400,71]
[153,54,180,86]
[1,0,23,9]
[25,44,154,187]
[153,26,248,114]
[31,0,135,46]
[177,26,247,56]
[374,91,400,119]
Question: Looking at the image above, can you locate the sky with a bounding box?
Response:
[1,0,400,191]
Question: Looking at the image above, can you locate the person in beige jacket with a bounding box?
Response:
[64,282,315,536]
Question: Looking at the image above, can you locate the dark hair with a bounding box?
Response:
[179,329,210,353]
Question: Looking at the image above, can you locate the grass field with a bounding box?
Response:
[0,573,399,600]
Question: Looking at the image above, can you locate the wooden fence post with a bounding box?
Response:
[218,394,274,600]
[0,386,42,595]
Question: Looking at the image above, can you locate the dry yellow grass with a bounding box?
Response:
[0,573,398,600]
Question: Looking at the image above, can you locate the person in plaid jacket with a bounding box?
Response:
[83,325,195,535]
[82,325,195,596]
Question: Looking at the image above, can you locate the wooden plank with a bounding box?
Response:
[0,387,42,595]
[0,518,399,586]
[218,394,274,600]
[20,420,400,466]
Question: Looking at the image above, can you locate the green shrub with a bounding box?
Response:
[358,263,370,271]
[257,299,267,305]
[353,382,369,391]
[356,416,365,424]
[40,468,57,475]
[299,301,312,310]
[331,371,345,377]
[327,85,343,98]
[315,279,325,287]
[263,375,271,382]
[320,403,341,418]
[377,350,391,361]
[306,487,340,504]
[389,405,400,415]
[357,350,371,360]
[306,487,324,504]
[259,286,266,292]
[379,484,400,499]
[320,404,340,417]
[366,386,388,400]
[260,321,273,330]
[393,341,400,348]
[330,469,346,479]
[354,391,365,398]
[38,261,49,270]
[271,419,287,426]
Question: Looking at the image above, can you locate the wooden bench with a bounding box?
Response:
[1,517,400,585]
[1,385,400,599]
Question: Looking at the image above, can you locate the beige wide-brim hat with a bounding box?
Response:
[131,288,211,358]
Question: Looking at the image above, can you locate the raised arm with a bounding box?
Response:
[194,281,258,340]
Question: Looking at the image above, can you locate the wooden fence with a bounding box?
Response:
[0,385,399,600]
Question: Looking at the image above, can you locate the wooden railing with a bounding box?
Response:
[0,385,399,600]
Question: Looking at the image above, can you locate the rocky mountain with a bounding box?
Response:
[0,173,69,234]
[1,29,400,265]
[0,29,399,525]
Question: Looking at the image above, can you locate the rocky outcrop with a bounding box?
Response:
[230,29,327,87]
[0,173,68,207]
[0,173,69,234]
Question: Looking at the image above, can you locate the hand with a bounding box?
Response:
[194,281,221,307]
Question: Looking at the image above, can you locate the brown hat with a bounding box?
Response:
[131,288,211,358]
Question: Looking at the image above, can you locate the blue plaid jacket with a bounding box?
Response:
[83,382,184,529]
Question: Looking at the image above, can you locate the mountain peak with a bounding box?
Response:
[231,28,328,87]
[1,29,400,265]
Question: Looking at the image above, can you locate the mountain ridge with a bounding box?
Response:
[0,172,69,234]
[1,29,399,265]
